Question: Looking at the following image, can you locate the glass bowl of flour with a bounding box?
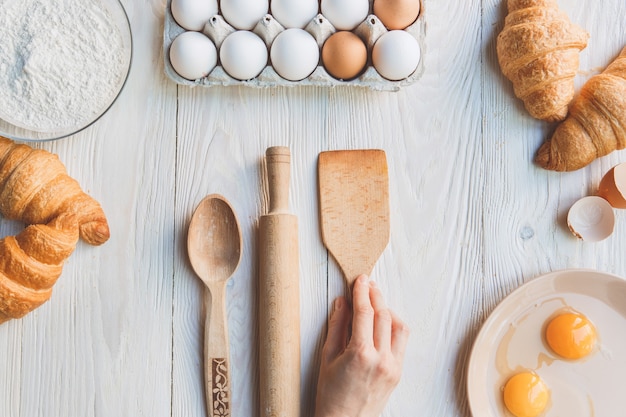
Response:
[0,0,132,141]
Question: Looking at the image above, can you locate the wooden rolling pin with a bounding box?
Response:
[259,146,300,417]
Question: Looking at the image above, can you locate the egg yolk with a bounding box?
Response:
[545,312,596,359]
[503,372,549,417]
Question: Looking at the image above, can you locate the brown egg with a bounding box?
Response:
[374,0,421,30]
[598,162,626,208]
[321,31,367,81]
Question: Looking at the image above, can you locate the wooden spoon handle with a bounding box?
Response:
[204,286,231,417]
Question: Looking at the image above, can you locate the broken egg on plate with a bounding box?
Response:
[566,196,614,242]
[545,312,597,360]
[502,372,549,417]
[467,269,626,417]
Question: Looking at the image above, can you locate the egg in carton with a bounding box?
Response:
[163,0,425,91]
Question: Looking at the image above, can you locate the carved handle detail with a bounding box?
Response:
[211,358,230,417]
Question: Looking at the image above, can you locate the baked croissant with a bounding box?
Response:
[497,0,589,122]
[0,136,109,245]
[0,214,79,323]
[536,47,626,171]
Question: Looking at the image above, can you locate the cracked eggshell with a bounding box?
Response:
[597,162,626,209]
[567,196,615,242]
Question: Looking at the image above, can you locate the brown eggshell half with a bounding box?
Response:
[598,162,626,208]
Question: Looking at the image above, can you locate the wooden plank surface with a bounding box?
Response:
[1,0,626,416]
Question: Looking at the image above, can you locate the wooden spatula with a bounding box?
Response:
[318,149,390,289]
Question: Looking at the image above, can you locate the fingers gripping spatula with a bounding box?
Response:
[318,150,390,289]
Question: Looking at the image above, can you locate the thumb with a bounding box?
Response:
[322,297,351,362]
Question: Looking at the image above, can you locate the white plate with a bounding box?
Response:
[467,269,626,417]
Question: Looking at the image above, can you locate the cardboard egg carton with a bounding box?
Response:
[163,0,425,91]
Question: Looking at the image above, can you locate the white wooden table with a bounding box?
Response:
[2,0,626,416]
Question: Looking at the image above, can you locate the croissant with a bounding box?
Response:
[497,0,589,122]
[0,136,110,245]
[0,214,79,323]
[536,47,626,171]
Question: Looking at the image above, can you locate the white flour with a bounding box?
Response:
[0,0,127,132]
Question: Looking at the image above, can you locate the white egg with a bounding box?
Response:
[169,32,217,80]
[271,0,318,28]
[221,0,269,30]
[170,0,218,31]
[270,28,320,81]
[320,0,369,30]
[220,31,268,80]
[372,30,421,81]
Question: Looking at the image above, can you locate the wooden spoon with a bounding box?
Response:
[188,194,243,417]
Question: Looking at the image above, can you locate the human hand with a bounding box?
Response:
[314,274,410,417]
